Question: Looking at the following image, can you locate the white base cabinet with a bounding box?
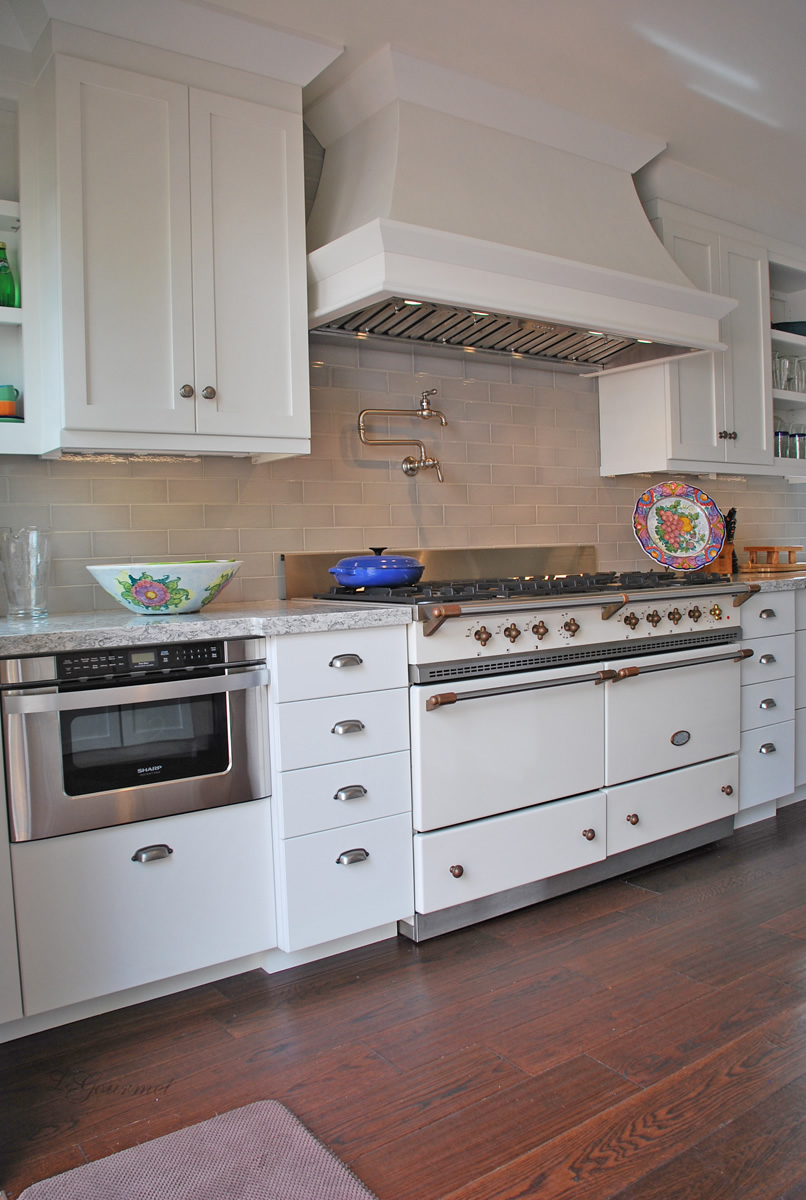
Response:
[269,626,414,953]
[11,799,276,1016]
[35,53,310,459]
[740,591,796,811]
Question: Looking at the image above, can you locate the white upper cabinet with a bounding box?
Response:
[36,55,310,458]
[599,210,773,475]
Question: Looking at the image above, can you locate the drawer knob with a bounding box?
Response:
[179,383,194,398]
[759,743,777,754]
[329,654,364,669]
[722,784,734,795]
[626,813,639,825]
[759,698,777,710]
[336,848,369,866]
[759,654,777,665]
[449,864,464,877]
[582,828,596,841]
[131,843,173,864]
[759,609,776,619]
[331,719,365,735]
[201,385,217,399]
[333,785,368,802]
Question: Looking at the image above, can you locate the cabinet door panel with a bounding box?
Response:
[56,57,195,434]
[662,222,724,462]
[719,237,773,466]
[190,91,309,440]
[738,720,794,808]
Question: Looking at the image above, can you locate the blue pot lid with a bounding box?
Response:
[331,551,422,571]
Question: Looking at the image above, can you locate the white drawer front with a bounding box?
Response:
[606,756,738,857]
[796,630,806,709]
[739,590,795,639]
[741,676,795,731]
[276,752,411,838]
[738,720,795,809]
[275,688,410,771]
[277,813,413,951]
[413,790,606,914]
[796,708,806,788]
[271,626,408,701]
[11,800,276,1016]
[741,634,795,686]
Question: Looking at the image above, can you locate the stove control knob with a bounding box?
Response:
[624,612,641,630]
[710,604,723,620]
[646,610,662,628]
[531,620,549,640]
[668,608,683,625]
[688,606,703,622]
[474,625,493,646]
[503,623,521,643]
[563,618,581,637]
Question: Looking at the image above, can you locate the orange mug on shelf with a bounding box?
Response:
[0,385,19,416]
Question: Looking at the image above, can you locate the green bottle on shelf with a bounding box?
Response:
[0,241,17,308]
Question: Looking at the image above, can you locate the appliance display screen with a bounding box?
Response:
[129,650,157,668]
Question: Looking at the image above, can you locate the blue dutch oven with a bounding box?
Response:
[329,547,424,588]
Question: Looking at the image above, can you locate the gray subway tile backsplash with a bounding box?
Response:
[0,339,804,614]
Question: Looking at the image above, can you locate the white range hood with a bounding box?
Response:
[305,49,735,373]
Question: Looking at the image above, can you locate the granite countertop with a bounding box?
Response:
[0,599,412,656]
[735,570,806,591]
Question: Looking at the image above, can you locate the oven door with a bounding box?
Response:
[3,666,270,841]
[604,644,744,787]
[411,661,608,832]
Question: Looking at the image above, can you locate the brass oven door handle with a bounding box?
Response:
[425,669,615,711]
[1,668,270,714]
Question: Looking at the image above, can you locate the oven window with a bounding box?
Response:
[59,692,230,796]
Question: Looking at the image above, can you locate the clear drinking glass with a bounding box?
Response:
[773,355,794,390]
[0,526,52,619]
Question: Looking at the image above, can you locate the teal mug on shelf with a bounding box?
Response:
[0,384,18,416]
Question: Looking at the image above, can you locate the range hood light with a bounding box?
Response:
[471,310,489,317]
[587,331,604,337]
[637,338,654,344]
[403,300,422,306]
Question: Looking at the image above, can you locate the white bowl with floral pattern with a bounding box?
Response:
[87,561,242,614]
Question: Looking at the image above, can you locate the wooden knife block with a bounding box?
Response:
[703,542,734,574]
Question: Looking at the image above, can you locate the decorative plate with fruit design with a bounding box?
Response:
[633,481,725,571]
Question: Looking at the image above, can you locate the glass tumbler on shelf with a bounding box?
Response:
[773,355,794,390]
[774,429,790,457]
[793,425,806,459]
[795,359,806,392]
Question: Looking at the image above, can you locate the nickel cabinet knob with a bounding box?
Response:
[179,383,194,398]
[201,386,217,399]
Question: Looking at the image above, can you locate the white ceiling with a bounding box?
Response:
[5,0,806,218]
[186,0,806,220]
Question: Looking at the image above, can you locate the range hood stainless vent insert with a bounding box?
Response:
[313,298,701,373]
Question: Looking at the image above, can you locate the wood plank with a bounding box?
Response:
[350,1055,639,1200]
[438,1030,806,1200]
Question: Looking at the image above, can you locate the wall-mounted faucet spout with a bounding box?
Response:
[357,390,447,482]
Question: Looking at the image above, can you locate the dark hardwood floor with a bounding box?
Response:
[5,801,806,1199]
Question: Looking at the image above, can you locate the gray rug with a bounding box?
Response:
[18,1100,378,1200]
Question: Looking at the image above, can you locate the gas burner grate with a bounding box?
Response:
[314,569,733,605]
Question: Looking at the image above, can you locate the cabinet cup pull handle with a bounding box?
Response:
[329,654,364,669]
[582,828,596,841]
[179,384,194,398]
[131,844,173,864]
[759,698,777,710]
[626,813,639,825]
[450,864,464,877]
[331,720,365,735]
[336,848,369,866]
[201,385,216,399]
[333,785,368,802]
[759,609,776,619]
[722,785,734,795]
[759,654,777,664]
[759,743,777,754]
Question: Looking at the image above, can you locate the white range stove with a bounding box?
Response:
[285,546,758,939]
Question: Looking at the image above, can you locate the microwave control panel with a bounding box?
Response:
[56,640,225,680]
